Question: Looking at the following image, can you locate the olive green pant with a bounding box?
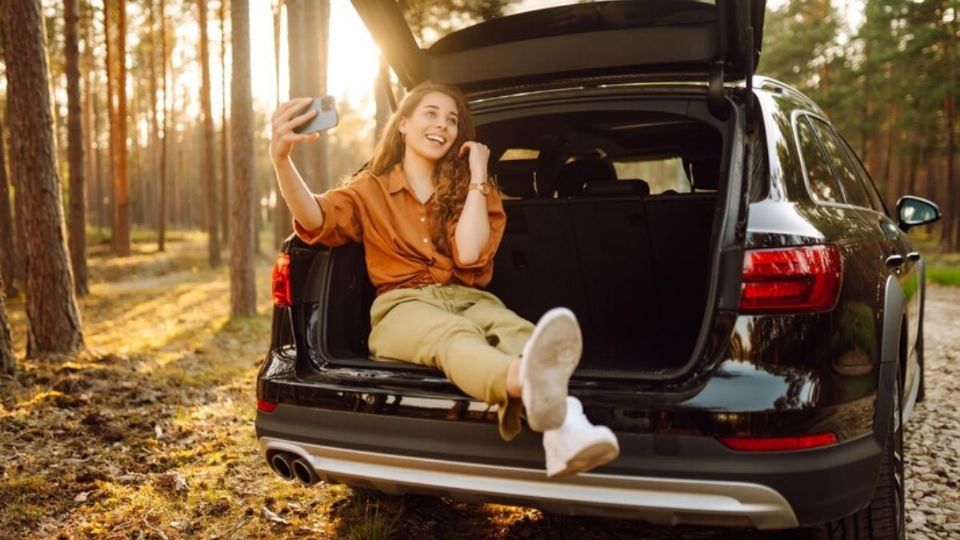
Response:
[368,284,535,441]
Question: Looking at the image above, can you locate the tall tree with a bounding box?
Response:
[199,0,222,266]
[2,0,85,356]
[0,118,17,299]
[65,0,89,296]
[105,0,130,256]
[158,0,169,251]
[0,275,13,375]
[81,1,99,239]
[231,0,256,316]
[220,0,231,245]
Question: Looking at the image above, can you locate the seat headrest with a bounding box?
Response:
[496,169,537,199]
[686,156,721,189]
[582,178,651,197]
[556,156,617,197]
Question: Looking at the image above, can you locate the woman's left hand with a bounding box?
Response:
[458,141,490,183]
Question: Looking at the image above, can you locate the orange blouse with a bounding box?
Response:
[293,164,506,296]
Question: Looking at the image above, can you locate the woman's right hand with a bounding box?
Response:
[270,97,319,165]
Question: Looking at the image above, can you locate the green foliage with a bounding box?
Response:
[763,0,960,250]
[928,265,960,287]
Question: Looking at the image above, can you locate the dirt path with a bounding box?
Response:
[1,244,957,539]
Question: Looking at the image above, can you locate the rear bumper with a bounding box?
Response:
[255,404,884,529]
[259,435,797,529]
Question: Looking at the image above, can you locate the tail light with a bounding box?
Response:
[718,432,838,452]
[272,253,292,307]
[740,245,842,313]
[257,399,278,413]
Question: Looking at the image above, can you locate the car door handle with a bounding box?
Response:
[906,251,921,262]
[885,254,905,268]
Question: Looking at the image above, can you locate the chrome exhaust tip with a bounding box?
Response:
[270,452,295,481]
[291,458,319,486]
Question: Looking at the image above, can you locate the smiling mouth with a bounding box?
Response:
[426,134,447,145]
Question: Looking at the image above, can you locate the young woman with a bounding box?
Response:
[270,81,619,478]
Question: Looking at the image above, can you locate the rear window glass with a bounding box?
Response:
[796,117,842,204]
[500,148,540,161]
[808,118,873,209]
[613,158,690,195]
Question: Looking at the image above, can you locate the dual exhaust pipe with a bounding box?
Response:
[270,452,319,486]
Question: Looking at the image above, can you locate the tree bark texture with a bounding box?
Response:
[81,1,98,239]
[65,0,89,296]
[158,0,169,251]
[199,0,222,266]
[2,0,85,356]
[0,119,18,299]
[220,0,231,245]
[0,275,14,375]
[231,0,256,317]
[105,0,130,256]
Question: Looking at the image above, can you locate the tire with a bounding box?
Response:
[916,295,926,403]
[811,360,905,540]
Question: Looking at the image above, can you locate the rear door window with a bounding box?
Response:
[796,117,843,203]
[808,117,874,209]
[835,134,889,214]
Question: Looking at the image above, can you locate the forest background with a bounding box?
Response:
[0,0,958,538]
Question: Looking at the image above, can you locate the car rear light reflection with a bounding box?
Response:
[257,399,278,413]
[740,245,842,313]
[718,432,838,452]
[272,253,292,307]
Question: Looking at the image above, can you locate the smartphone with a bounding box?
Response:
[294,95,339,135]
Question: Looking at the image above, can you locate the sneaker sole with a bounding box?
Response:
[546,436,620,479]
[521,308,582,432]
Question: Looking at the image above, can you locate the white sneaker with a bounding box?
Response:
[520,307,582,432]
[543,397,620,478]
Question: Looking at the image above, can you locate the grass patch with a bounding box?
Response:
[0,475,59,533]
[928,266,960,287]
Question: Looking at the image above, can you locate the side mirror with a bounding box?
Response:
[896,195,941,231]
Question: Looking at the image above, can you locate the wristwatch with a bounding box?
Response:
[469,181,491,196]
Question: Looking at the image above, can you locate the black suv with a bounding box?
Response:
[256,1,941,537]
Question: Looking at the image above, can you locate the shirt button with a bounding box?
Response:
[422,238,429,243]
[420,217,426,223]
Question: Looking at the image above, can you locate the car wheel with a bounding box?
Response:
[811,360,905,540]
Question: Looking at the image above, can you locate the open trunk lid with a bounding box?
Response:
[352,0,765,94]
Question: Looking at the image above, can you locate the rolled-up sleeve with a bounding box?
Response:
[449,188,506,272]
[293,186,364,247]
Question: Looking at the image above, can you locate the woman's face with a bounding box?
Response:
[399,91,460,164]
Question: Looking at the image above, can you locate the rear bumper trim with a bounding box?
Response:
[259,436,799,529]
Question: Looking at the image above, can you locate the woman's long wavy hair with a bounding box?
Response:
[368,81,475,256]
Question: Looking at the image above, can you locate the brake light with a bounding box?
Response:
[257,399,278,413]
[740,245,842,313]
[718,433,838,451]
[272,253,292,307]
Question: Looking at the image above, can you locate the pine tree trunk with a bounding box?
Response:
[2,0,86,356]
[220,0,231,245]
[0,118,18,299]
[0,275,14,375]
[81,1,98,239]
[65,0,89,296]
[199,0,222,266]
[277,0,308,250]
[944,12,958,252]
[271,0,285,251]
[159,0,169,251]
[231,0,257,317]
[106,0,130,256]
[304,0,330,192]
